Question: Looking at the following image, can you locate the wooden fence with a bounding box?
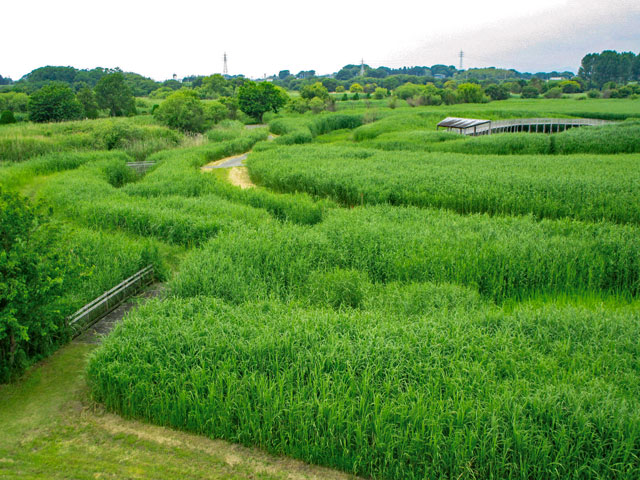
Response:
[67,265,154,337]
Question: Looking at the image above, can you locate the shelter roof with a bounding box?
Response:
[437,117,491,129]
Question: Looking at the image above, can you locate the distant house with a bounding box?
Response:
[433,74,446,79]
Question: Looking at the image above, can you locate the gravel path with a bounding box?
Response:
[201,153,248,170]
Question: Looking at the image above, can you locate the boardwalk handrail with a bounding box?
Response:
[126,161,157,174]
[440,117,614,136]
[67,264,154,336]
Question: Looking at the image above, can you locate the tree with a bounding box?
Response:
[237,81,288,121]
[0,190,74,382]
[205,101,228,124]
[373,87,388,99]
[28,83,83,122]
[76,86,99,118]
[95,72,136,116]
[321,78,339,92]
[485,84,510,101]
[349,83,364,93]
[394,82,423,99]
[201,74,233,98]
[300,82,329,101]
[278,70,291,80]
[154,90,206,132]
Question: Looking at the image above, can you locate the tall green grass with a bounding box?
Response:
[269,113,364,145]
[0,151,132,190]
[124,130,328,225]
[172,206,640,304]
[0,117,184,162]
[88,296,640,479]
[41,159,272,246]
[248,145,640,224]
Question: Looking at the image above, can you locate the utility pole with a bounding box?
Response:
[223,52,228,76]
[459,50,464,71]
[360,58,365,77]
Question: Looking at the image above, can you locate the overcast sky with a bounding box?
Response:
[4,0,639,81]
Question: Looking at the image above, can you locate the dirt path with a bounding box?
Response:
[228,166,255,189]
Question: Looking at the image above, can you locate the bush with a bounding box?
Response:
[521,86,539,98]
[309,97,325,114]
[544,87,563,99]
[485,84,510,101]
[587,89,602,98]
[0,110,16,124]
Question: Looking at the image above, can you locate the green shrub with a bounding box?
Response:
[0,110,16,124]
[103,161,139,188]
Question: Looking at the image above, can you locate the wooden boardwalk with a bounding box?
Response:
[439,117,611,136]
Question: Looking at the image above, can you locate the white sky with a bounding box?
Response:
[3,0,639,81]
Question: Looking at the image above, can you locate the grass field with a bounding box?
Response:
[2,99,639,479]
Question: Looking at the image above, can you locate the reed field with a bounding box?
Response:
[247,145,640,224]
[2,100,640,479]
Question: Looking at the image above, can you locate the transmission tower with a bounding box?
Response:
[459,50,464,71]
[223,52,228,76]
[360,58,365,77]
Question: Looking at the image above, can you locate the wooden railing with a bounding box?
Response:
[67,265,154,337]
[459,118,612,136]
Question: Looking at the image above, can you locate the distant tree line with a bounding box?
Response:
[579,50,640,88]
[1,49,638,127]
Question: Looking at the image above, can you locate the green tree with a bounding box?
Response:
[205,101,228,124]
[373,87,388,99]
[76,86,99,118]
[95,72,136,117]
[201,74,233,98]
[154,90,206,132]
[287,98,310,114]
[300,82,329,101]
[485,84,510,101]
[559,80,581,93]
[0,190,73,382]
[349,83,364,93]
[237,81,288,121]
[456,83,484,103]
[394,83,423,100]
[28,83,83,122]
